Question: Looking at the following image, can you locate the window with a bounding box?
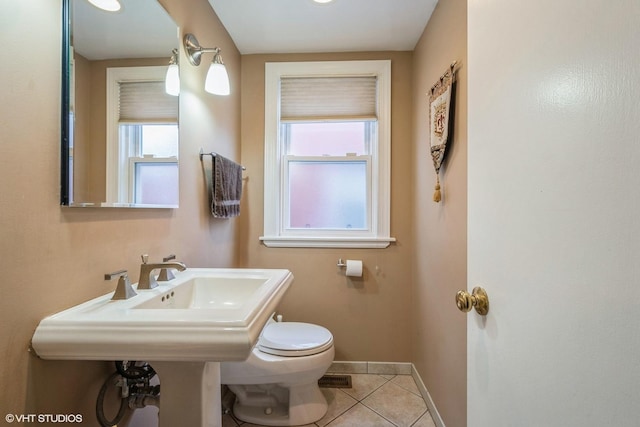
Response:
[120,123,178,205]
[261,61,395,248]
[106,66,179,206]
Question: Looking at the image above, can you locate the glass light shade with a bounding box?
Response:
[88,0,121,12]
[205,63,230,96]
[165,64,180,96]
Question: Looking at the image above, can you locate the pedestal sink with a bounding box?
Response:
[32,268,293,426]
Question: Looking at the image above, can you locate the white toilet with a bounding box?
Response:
[220,318,334,426]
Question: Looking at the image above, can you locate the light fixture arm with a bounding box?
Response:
[183,33,221,66]
[168,48,179,66]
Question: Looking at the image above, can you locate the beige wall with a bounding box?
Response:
[0,0,241,422]
[240,52,415,362]
[411,0,468,426]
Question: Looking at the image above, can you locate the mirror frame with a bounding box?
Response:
[61,0,71,205]
[59,0,180,208]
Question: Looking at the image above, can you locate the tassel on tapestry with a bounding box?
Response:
[429,62,457,203]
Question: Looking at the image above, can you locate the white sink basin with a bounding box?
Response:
[133,276,269,311]
[31,268,293,362]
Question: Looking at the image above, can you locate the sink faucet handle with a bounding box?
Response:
[141,254,149,264]
[104,269,127,281]
[158,254,181,282]
[105,270,137,300]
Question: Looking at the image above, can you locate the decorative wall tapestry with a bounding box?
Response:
[429,61,457,203]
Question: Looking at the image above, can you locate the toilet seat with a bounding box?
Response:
[258,322,333,357]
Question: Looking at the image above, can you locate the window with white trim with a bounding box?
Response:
[106,66,179,206]
[261,60,395,248]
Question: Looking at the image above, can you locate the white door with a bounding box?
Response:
[467,0,640,426]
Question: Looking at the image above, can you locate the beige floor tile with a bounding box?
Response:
[391,374,421,396]
[340,373,388,401]
[239,423,316,427]
[225,373,431,427]
[362,382,427,427]
[325,403,395,427]
[412,411,437,427]
[316,388,358,426]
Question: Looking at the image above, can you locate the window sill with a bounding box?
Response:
[259,236,396,249]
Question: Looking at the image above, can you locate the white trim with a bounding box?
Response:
[259,236,395,248]
[262,60,393,249]
[412,364,446,427]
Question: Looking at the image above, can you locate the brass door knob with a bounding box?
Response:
[456,287,489,315]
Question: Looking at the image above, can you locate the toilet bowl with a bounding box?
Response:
[220,319,334,426]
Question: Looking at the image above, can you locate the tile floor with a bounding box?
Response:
[222,373,436,427]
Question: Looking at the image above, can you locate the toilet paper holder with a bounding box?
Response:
[337,259,364,277]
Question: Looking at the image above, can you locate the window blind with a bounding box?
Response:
[280,76,377,121]
[118,81,178,123]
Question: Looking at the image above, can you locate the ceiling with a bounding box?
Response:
[207,0,439,54]
[72,0,438,60]
[73,0,177,60]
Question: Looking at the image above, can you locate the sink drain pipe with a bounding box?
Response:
[96,361,159,427]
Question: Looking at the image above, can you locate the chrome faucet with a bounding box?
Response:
[138,254,187,290]
[105,269,137,300]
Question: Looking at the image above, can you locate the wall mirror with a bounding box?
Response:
[61,0,180,208]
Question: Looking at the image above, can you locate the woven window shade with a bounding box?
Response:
[119,81,178,123]
[280,76,377,121]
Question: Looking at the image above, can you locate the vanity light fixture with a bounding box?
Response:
[165,49,180,96]
[87,0,122,12]
[183,33,230,96]
[313,0,334,3]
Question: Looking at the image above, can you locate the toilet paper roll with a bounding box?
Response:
[345,260,363,277]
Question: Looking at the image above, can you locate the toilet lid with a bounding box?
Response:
[258,322,333,357]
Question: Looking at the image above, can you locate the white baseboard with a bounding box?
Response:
[326,361,445,427]
[411,364,445,427]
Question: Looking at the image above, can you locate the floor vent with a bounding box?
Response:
[318,374,352,388]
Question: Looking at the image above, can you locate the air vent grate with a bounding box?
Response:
[318,374,352,388]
